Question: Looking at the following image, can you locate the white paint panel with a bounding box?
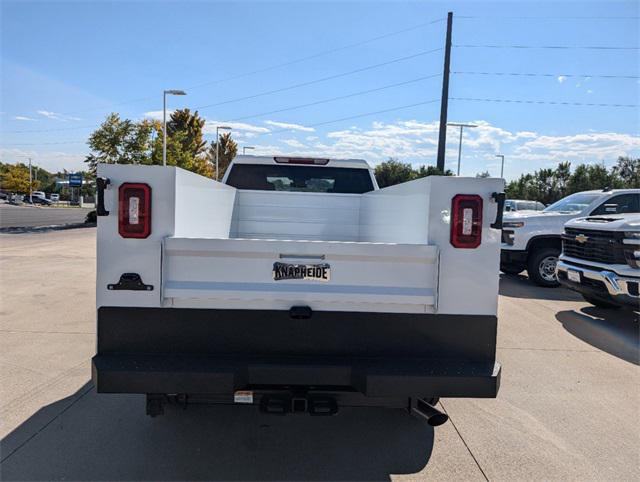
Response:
[174,168,236,238]
[359,177,431,244]
[231,190,361,241]
[163,237,437,313]
[96,164,176,308]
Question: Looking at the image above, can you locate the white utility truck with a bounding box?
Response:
[557,213,640,310]
[501,189,640,287]
[92,156,505,423]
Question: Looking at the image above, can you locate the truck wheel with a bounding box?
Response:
[527,248,560,287]
[501,264,524,275]
[582,294,620,309]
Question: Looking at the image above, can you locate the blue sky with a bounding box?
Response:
[1,0,638,179]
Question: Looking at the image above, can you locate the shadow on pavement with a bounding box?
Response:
[556,307,639,365]
[1,383,434,481]
[499,273,583,301]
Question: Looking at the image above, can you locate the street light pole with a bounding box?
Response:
[496,154,505,178]
[447,122,477,176]
[215,126,232,181]
[162,89,187,166]
[28,158,32,203]
[243,146,255,155]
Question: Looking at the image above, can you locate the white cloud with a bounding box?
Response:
[557,75,567,83]
[36,110,82,121]
[264,120,315,132]
[280,139,306,148]
[203,121,269,135]
[142,111,270,135]
[13,116,36,121]
[587,89,594,94]
[0,148,85,172]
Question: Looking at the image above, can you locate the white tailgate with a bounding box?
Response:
[163,237,438,313]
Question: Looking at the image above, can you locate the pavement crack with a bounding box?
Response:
[0,383,93,464]
[497,346,600,353]
[439,401,490,482]
[0,329,94,335]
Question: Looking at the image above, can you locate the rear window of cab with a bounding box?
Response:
[226,164,374,194]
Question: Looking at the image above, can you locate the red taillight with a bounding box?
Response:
[274,157,329,165]
[118,183,151,238]
[450,194,483,248]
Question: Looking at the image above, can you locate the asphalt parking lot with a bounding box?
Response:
[0,228,638,481]
[0,204,92,229]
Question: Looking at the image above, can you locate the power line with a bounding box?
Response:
[2,99,442,146]
[250,99,441,138]
[187,17,445,91]
[194,48,443,111]
[451,97,638,108]
[230,73,442,122]
[454,44,639,50]
[6,49,443,135]
[453,71,639,79]
[4,124,97,134]
[55,17,445,117]
[456,15,639,20]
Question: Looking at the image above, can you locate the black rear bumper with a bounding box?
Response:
[92,307,500,399]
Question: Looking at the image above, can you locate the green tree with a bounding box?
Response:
[415,165,454,178]
[612,156,639,187]
[374,158,416,188]
[0,163,40,194]
[208,132,238,180]
[85,113,155,172]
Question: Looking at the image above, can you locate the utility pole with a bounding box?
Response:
[436,11,453,172]
[28,158,33,203]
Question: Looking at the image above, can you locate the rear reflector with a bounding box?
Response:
[118,183,151,238]
[274,157,329,165]
[450,194,483,248]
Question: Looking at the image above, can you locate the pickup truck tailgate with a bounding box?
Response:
[163,237,438,313]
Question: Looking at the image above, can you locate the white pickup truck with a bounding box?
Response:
[501,189,640,286]
[557,214,640,309]
[92,155,505,422]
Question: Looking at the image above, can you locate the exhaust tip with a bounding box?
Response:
[427,413,449,427]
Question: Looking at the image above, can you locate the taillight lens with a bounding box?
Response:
[450,194,483,248]
[118,183,151,238]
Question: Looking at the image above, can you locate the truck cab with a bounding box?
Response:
[92,156,505,422]
[501,189,640,287]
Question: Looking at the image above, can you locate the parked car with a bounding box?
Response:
[557,214,640,309]
[92,156,505,421]
[504,199,545,212]
[23,196,53,205]
[32,191,46,200]
[50,193,60,202]
[501,189,640,287]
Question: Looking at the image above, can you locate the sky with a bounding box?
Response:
[1,0,638,180]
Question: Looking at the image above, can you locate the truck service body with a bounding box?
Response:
[92,156,505,420]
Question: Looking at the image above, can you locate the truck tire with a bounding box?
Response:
[582,294,620,309]
[527,248,560,287]
[501,264,524,275]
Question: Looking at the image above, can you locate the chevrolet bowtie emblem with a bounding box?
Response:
[575,234,589,244]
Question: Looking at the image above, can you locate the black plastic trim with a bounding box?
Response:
[92,307,500,399]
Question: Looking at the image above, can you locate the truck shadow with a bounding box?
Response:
[499,273,583,301]
[1,384,434,481]
[555,307,639,365]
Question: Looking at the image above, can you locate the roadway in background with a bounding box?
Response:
[0,204,92,228]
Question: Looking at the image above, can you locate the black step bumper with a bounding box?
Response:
[92,307,501,399]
